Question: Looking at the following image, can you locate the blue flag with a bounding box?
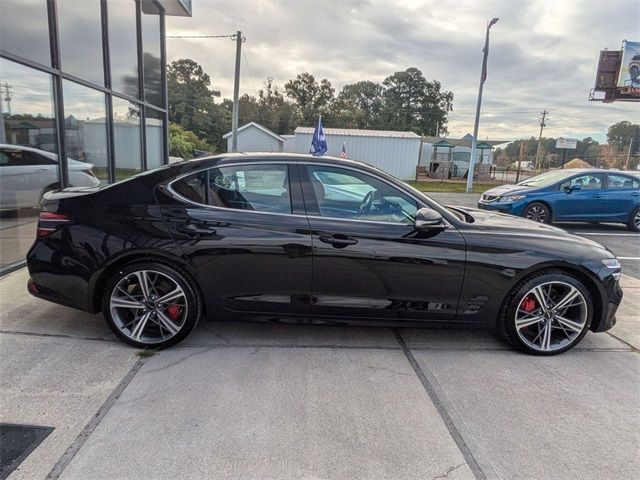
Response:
[309,116,327,156]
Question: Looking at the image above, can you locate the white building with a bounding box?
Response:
[292,127,421,180]
[224,122,285,153]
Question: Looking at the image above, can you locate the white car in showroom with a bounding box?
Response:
[0,144,101,211]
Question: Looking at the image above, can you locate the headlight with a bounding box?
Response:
[601,258,621,269]
[499,195,526,202]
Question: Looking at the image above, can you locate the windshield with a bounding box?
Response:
[517,170,576,188]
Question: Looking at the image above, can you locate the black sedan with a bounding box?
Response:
[26,154,623,355]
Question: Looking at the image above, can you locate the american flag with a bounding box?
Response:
[339,142,348,158]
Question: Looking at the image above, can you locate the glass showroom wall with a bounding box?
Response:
[0,0,169,271]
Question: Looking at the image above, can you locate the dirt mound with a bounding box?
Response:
[563,158,592,169]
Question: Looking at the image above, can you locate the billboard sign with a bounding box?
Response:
[617,41,640,87]
[556,137,577,149]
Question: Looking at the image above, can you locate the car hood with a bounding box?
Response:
[452,206,609,250]
[482,184,537,198]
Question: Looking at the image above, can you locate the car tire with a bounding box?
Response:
[497,270,593,355]
[627,206,640,232]
[102,261,201,349]
[523,202,552,224]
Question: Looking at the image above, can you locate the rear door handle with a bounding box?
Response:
[631,192,639,196]
[319,234,358,248]
[176,224,217,237]
[593,193,604,199]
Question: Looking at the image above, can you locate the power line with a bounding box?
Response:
[166,34,236,39]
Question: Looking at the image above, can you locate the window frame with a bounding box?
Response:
[606,173,639,191]
[303,164,421,226]
[167,161,304,217]
[560,173,605,191]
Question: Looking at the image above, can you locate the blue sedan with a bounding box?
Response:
[478,169,640,231]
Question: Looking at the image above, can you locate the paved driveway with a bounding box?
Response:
[1,266,639,480]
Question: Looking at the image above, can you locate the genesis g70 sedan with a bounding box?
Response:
[26,154,623,355]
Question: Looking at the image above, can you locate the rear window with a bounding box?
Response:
[172,164,292,214]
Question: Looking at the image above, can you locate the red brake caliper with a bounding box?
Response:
[521,296,536,313]
[166,304,182,322]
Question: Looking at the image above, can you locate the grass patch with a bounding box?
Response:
[406,181,497,194]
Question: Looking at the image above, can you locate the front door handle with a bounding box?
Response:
[319,234,358,248]
[593,193,604,199]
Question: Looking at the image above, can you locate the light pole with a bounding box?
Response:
[466,17,499,194]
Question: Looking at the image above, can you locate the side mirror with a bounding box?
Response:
[414,208,444,231]
[564,184,581,193]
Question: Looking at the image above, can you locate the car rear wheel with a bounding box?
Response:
[497,271,592,355]
[523,202,551,224]
[102,261,201,349]
[627,206,640,232]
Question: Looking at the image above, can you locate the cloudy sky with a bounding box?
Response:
[166,0,639,143]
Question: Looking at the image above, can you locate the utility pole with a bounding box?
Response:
[231,31,242,152]
[534,109,548,170]
[466,18,499,194]
[625,137,634,170]
[515,140,525,183]
[2,82,13,116]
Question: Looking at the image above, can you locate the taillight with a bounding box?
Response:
[37,211,70,238]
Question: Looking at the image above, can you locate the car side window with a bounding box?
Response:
[173,164,292,214]
[561,174,603,190]
[608,174,639,190]
[306,165,418,224]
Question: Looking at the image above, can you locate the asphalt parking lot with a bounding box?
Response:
[1,193,639,480]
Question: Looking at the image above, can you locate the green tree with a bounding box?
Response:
[284,72,335,125]
[168,123,215,159]
[332,81,384,129]
[380,68,453,135]
[607,121,640,154]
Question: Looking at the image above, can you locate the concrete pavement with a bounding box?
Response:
[1,268,639,479]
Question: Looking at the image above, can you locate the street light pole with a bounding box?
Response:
[231,31,242,152]
[466,18,499,194]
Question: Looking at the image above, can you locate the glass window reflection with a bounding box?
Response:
[112,97,142,181]
[0,0,51,66]
[109,0,139,97]
[0,58,58,268]
[57,0,104,85]
[145,107,164,169]
[62,80,109,183]
[141,1,163,107]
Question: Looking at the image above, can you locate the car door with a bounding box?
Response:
[554,173,605,221]
[299,163,466,321]
[163,161,313,315]
[604,173,640,221]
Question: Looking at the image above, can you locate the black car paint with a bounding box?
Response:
[26,154,623,333]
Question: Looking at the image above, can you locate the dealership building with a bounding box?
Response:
[0,0,192,272]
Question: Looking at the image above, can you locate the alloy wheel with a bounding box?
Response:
[109,269,188,345]
[525,205,547,223]
[635,210,640,230]
[515,281,588,352]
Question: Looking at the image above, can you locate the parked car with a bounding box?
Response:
[27,154,623,355]
[0,144,101,211]
[478,169,640,231]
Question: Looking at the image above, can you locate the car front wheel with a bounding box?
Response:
[497,271,592,355]
[627,206,640,232]
[102,261,201,349]
[523,202,551,224]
